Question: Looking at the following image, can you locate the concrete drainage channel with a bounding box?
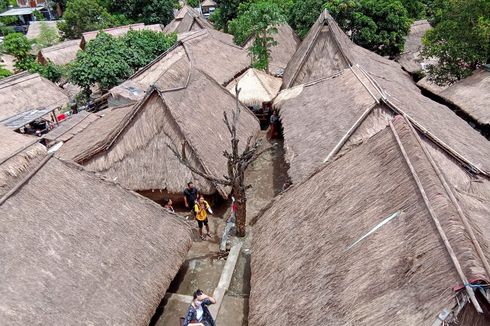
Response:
[151,236,249,326]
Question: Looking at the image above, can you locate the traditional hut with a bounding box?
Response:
[163,5,214,35]
[418,69,490,130]
[58,61,260,202]
[110,28,250,104]
[250,117,490,326]
[43,110,101,147]
[37,39,81,65]
[201,0,217,18]
[276,10,490,184]
[0,72,69,122]
[243,24,300,76]
[26,20,60,40]
[80,23,146,49]
[0,127,192,325]
[397,20,432,74]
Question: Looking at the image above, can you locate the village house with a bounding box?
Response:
[37,39,81,65]
[250,117,490,325]
[0,72,69,131]
[25,20,59,40]
[200,0,216,19]
[397,19,433,75]
[163,5,215,35]
[0,126,193,325]
[109,28,250,104]
[57,59,260,203]
[276,10,490,184]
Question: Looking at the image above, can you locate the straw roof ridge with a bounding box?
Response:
[227,68,283,107]
[82,23,145,39]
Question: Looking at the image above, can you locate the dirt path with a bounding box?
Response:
[152,132,288,325]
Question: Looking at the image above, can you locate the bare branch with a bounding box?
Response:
[243,144,275,170]
[167,142,231,186]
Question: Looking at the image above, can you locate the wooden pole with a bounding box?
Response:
[389,120,483,314]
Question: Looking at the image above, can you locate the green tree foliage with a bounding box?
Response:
[422,0,490,85]
[69,30,176,93]
[106,0,177,25]
[33,10,46,21]
[34,22,60,49]
[30,61,64,82]
[325,0,411,57]
[229,0,286,70]
[211,0,246,32]
[0,67,12,79]
[187,0,199,7]
[58,0,115,39]
[121,29,177,68]
[288,0,324,39]
[2,32,32,59]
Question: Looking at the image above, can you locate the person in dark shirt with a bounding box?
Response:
[183,182,198,215]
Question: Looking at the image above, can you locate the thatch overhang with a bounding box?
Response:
[43,111,101,146]
[0,72,69,121]
[0,152,192,325]
[80,23,146,49]
[37,39,81,65]
[0,126,46,197]
[163,5,216,35]
[110,28,249,103]
[243,24,300,76]
[277,10,490,184]
[26,20,60,40]
[397,20,432,74]
[418,70,490,127]
[250,117,490,326]
[227,68,282,107]
[59,62,260,198]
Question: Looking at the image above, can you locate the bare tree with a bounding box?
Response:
[168,87,271,237]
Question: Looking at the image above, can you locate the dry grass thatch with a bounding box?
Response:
[163,5,215,35]
[250,117,490,326]
[0,154,192,325]
[37,39,81,66]
[201,0,216,7]
[397,20,432,74]
[59,62,260,197]
[26,20,60,40]
[43,111,101,146]
[0,72,69,121]
[277,10,490,183]
[434,70,489,126]
[227,68,282,107]
[110,28,249,103]
[0,126,46,197]
[243,24,300,76]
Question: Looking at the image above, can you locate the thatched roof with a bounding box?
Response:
[43,111,101,146]
[397,20,432,74]
[418,70,490,126]
[0,72,69,121]
[250,117,490,325]
[0,152,192,325]
[243,24,300,76]
[227,68,282,107]
[0,53,16,72]
[145,23,164,32]
[163,5,215,35]
[110,28,249,103]
[59,62,260,197]
[277,11,490,184]
[26,20,60,40]
[37,39,81,65]
[0,126,46,197]
[201,0,216,7]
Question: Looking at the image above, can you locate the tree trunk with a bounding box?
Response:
[234,169,247,237]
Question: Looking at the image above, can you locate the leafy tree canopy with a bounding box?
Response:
[106,0,177,25]
[229,0,286,70]
[58,0,115,39]
[288,0,324,39]
[2,33,32,58]
[69,30,176,92]
[422,0,490,85]
[325,0,412,57]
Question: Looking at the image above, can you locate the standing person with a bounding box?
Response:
[163,198,175,213]
[194,195,213,240]
[267,110,279,139]
[183,182,198,216]
[183,289,216,326]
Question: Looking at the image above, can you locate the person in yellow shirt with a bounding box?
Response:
[194,195,213,240]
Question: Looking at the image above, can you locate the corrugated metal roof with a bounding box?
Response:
[1,107,54,129]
